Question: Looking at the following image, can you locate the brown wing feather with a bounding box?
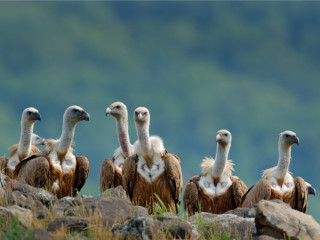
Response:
[16,156,50,188]
[183,177,200,216]
[241,179,272,208]
[162,152,183,211]
[100,158,115,193]
[13,151,47,179]
[122,154,138,199]
[73,156,89,196]
[283,177,308,213]
[231,176,248,207]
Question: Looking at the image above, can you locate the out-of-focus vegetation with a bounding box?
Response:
[0,2,320,220]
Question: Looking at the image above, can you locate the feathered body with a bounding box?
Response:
[14,106,90,198]
[183,130,247,215]
[122,107,182,213]
[100,102,133,192]
[0,108,41,179]
[241,131,315,213]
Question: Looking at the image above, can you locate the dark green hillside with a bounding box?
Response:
[0,2,320,220]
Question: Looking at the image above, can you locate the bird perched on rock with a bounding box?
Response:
[183,129,247,215]
[241,131,316,213]
[14,105,90,198]
[100,102,134,192]
[122,107,182,213]
[0,107,41,178]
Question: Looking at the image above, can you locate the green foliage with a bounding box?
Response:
[153,194,168,216]
[0,215,32,240]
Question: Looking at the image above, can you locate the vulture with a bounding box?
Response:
[0,107,41,179]
[241,131,316,213]
[31,133,47,146]
[14,106,90,198]
[183,129,247,215]
[100,102,134,192]
[122,107,182,213]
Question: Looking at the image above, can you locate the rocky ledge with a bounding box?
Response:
[0,172,319,239]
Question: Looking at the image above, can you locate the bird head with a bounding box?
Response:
[105,102,127,120]
[279,130,299,147]
[216,129,232,147]
[22,107,41,124]
[134,107,150,125]
[64,105,90,124]
[31,133,46,146]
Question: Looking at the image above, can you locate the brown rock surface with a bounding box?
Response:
[47,216,89,233]
[255,200,320,240]
[0,205,33,228]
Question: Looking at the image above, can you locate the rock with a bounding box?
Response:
[255,200,320,240]
[116,216,156,240]
[0,205,33,228]
[100,185,127,199]
[47,216,89,233]
[154,215,199,239]
[66,196,148,227]
[31,229,54,240]
[255,235,280,240]
[225,207,256,218]
[189,212,256,239]
[116,215,199,239]
[0,172,57,208]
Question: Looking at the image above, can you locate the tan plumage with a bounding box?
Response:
[183,130,247,216]
[0,107,41,179]
[14,106,90,198]
[122,107,182,213]
[100,102,133,193]
[241,131,315,213]
[123,149,182,213]
[201,157,234,177]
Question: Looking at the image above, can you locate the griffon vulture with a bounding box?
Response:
[241,131,316,213]
[183,130,247,215]
[0,107,41,178]
[100,102,134,192]
[14,106,90,198]
[122,107,182,213]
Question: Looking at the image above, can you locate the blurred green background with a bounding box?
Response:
[0,2,319,220]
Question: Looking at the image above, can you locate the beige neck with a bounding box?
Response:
[212,143,230,178]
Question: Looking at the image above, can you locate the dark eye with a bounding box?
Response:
[135,111,138,116]
[143,112,147,115]
[27,111,32,115]
[73,109,79,113]
[224,133,228,137]
[285,134,289,138]
[116,105,121,109]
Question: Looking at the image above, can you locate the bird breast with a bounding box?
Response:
[199,175,232,196]
[137,154,165,183]
[49,150,76,174]
[113,153,125,174]
[268,174,295,193]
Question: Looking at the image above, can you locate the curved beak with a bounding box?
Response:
[308,186,316,196]
[136,113,143,121]
[106,107,111,116]
[33,112,41,121]
[293,136,299,145]
[82,111,90,121]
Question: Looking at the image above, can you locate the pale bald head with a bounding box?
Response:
[279,130,299,146]
[22,107,41,123]
[31,133,46,145]
[64,105,90,124]
[106,102,128,120]
[216,129,232,146]
[134,107,150,125]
